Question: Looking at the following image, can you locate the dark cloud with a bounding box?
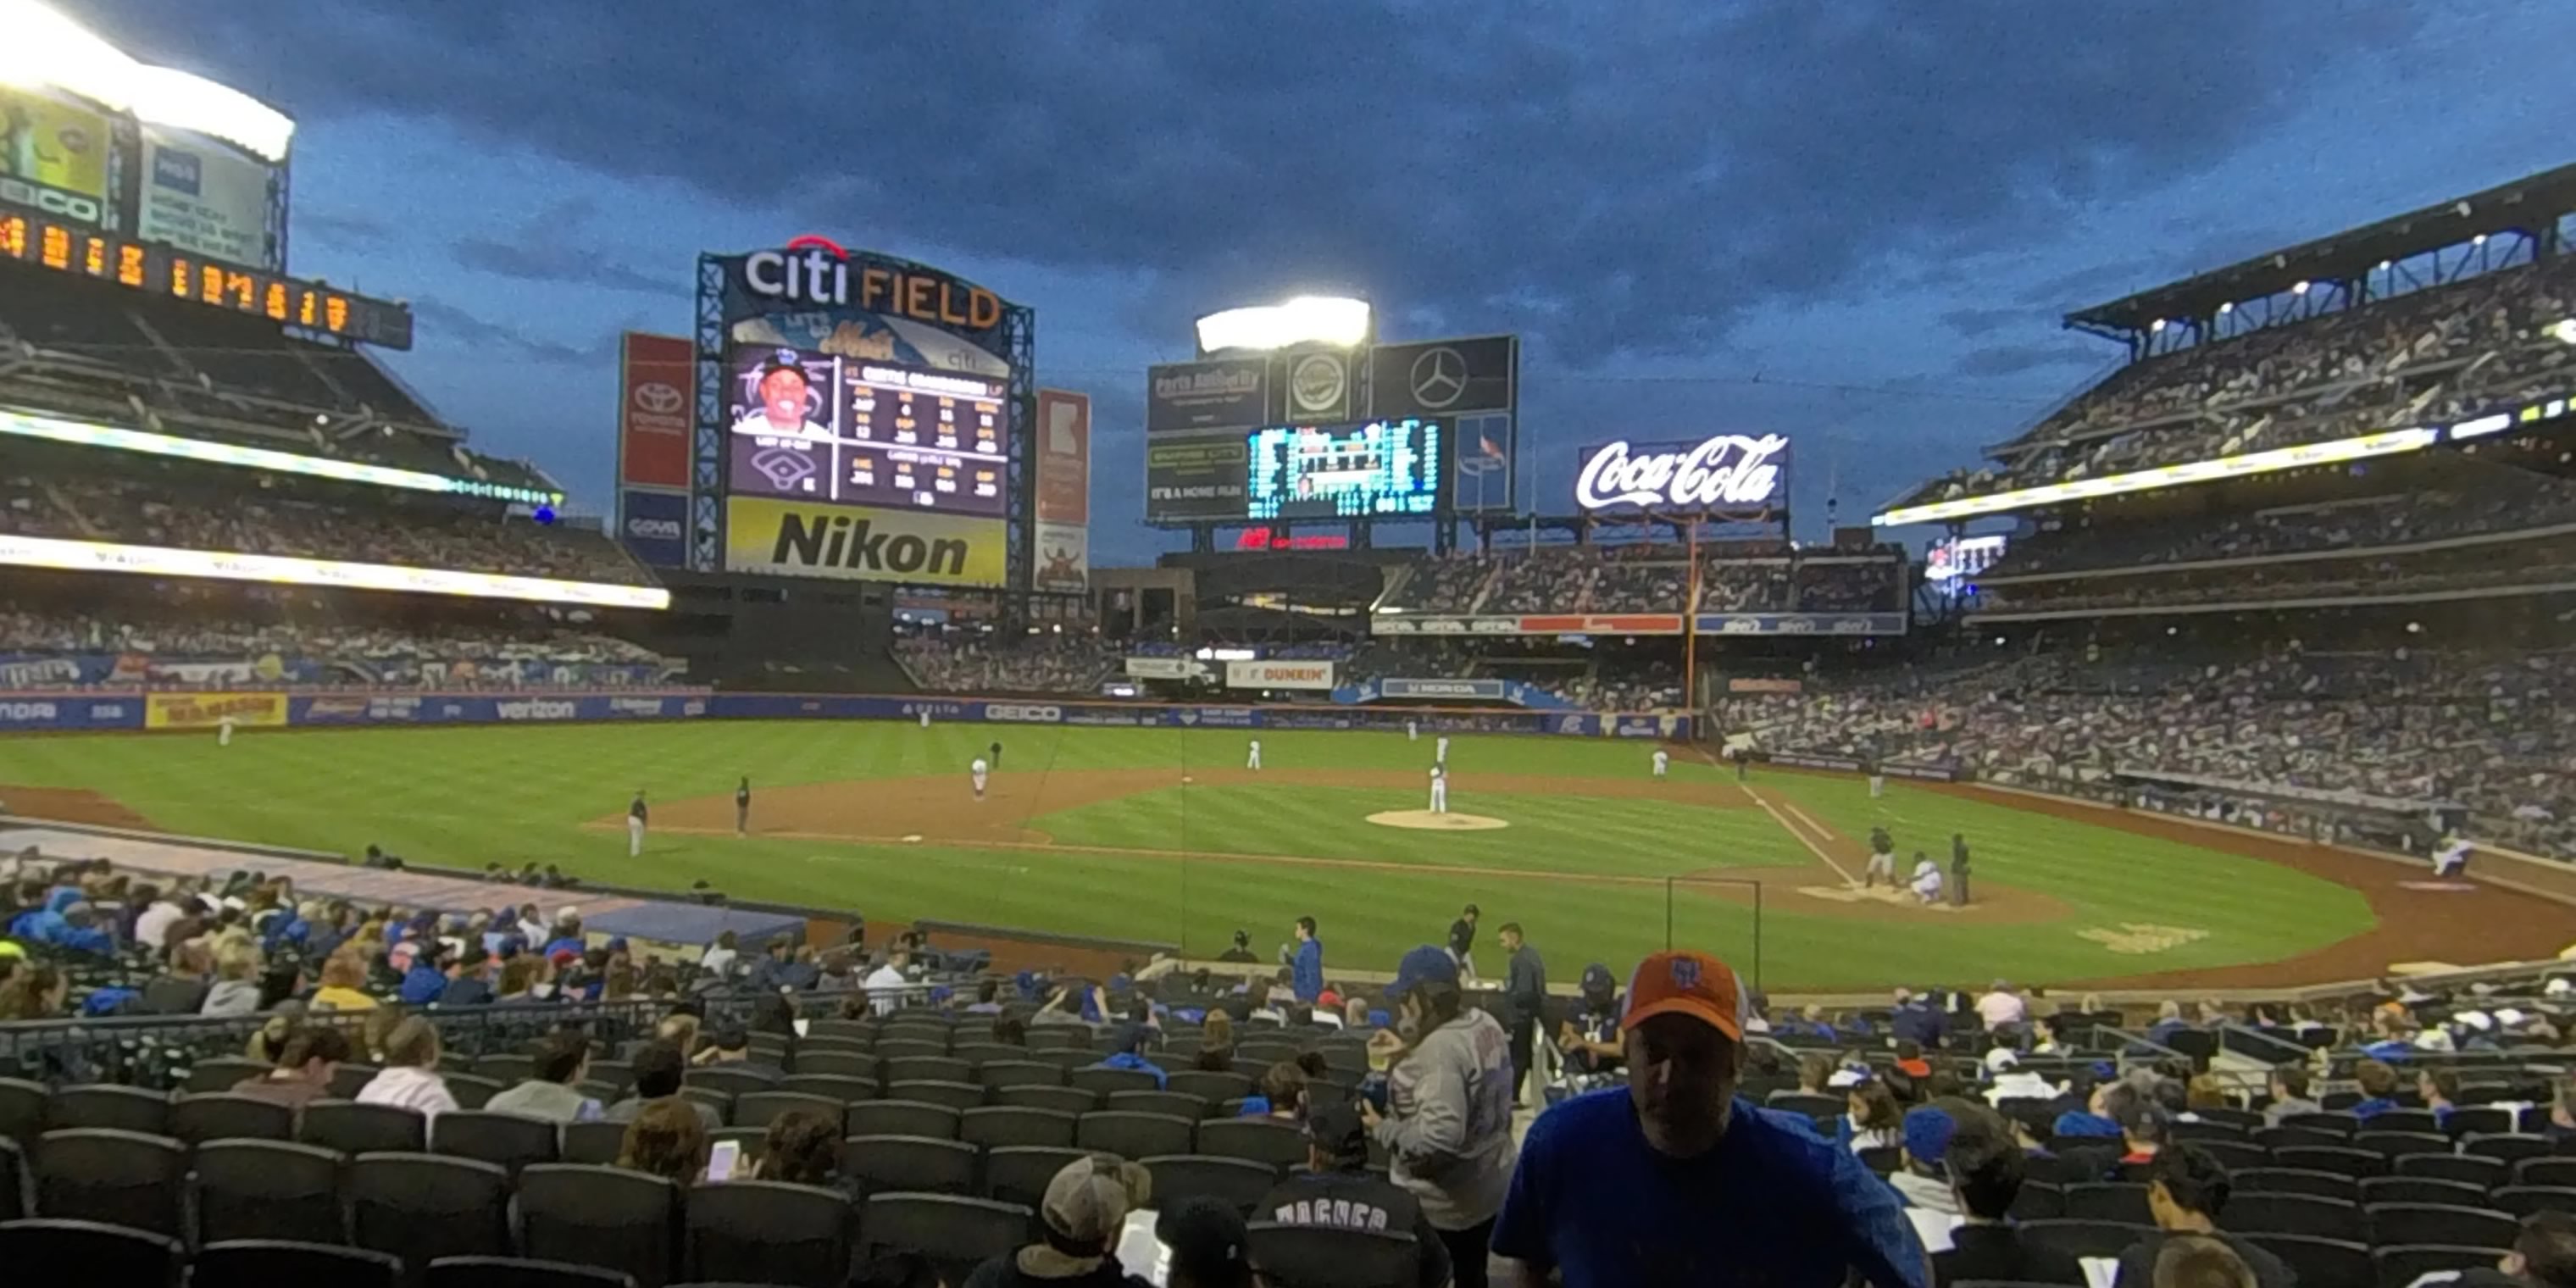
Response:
[406,297,605,367]
[1953,341,2115,380]
[443,197,690,296]
[1940,306,2028,339]
[294,207,396,250]
[76,0,2436,365]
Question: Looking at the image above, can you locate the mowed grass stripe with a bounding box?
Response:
[0,723,2378,985]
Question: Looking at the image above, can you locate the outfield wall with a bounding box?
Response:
[0,687,1690,739]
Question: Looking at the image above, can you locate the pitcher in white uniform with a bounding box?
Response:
[1246,738,1263,770]
[969,757,989,799]
[1429,764,1449,814]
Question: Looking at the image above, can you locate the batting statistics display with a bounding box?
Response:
[1246,417,1443,519]
[725,346,1007,516]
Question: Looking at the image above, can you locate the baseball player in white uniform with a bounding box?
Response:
[1652,749,1670,779]
[1909,853,1945,905]
[1429,765,1449,814]
[627,791,647,858]
[970,757,989,799]
[1435,735,1451,764]
[218,714,237,747]
[2433,833,2473,877]
[1246,739,1263,770]
[1407,719,1419,742]
[919,708,931,729]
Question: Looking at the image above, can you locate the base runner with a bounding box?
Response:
[1429,764,1449,814]
[1246,738,1263,770]
[970,757,989,799]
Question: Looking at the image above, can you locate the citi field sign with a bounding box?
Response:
[735,235,1005,341]
[1574,434,1790,512]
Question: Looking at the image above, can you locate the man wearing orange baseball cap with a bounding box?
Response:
[1489,950,1929,1288]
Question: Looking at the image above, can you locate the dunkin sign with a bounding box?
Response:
[1575,434,1790,512]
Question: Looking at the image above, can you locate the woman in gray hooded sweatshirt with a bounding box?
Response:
[1363,945,1519,1288]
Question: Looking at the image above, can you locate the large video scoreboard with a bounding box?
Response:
[1245,418,1441,519]
[724,348,1008,516]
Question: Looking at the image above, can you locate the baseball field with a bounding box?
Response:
[4,719,2565,991]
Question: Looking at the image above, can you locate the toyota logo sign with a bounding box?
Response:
[632,382,684,414]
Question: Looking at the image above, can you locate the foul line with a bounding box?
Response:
[1736,784,1859,888]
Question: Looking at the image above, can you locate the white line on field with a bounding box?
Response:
[1783,802,1831,841]
[1740,784,1858,887]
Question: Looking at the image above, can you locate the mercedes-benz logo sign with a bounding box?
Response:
[633,382,684,414]
[1290,353,1346,414]
[1408,347,1468,409]
[752,447,818,490]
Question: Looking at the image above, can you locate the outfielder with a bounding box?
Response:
[1435,735,1451,764]
[1407,719,1419,742]
[1867,757,1886,799]
[1429,764,1449,814]
[627,790,648,858]
[1864,824,1896,888]
[1246,738,1263,770]
[218,714,237,747]
[919,708,931,729]
[969,757,990,800]
[1652,748,1670,779]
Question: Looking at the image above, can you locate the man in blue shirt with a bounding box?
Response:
[399,943,453,1005]
[1287,916,1324,1003]
[1491,949,1929,1288]
[1085,1022,1169,1089]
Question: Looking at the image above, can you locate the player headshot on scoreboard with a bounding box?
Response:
[730,349,836,440]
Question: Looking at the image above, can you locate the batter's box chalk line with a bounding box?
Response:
[2396,880,2479,892]
[1796,886,1962,911]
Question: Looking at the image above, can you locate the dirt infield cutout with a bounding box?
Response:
[1367,810,1510,831]
[2075,924,2214,955]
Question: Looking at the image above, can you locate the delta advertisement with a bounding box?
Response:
[135,125,276,269]
[724,496,1007,587]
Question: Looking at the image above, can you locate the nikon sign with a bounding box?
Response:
[724,497,1005,587]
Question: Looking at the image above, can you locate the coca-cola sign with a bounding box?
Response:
[1575,434,1790,512]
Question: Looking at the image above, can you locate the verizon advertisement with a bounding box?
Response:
[619,332,694,490]
[1035,389,1091,593]
[1225,659,1337,691]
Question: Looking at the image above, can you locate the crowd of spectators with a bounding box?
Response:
[5,448,649,586]
[897,631,1121,694]
[1390,547,1903,615]
[1987,469,2576,582]
[1977,541,2576,615]
[1906,252,2576,508]
[0,591,668,681]
[1741,646,2576,857]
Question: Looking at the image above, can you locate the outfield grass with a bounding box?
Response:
[0,720,2378,989]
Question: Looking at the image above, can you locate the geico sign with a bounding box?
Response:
[627,517,683,541]
[0,702,61,721]
[0,178,102,225]
[1577,434,1789,510]
[985,704,1063,723]
[495,699,578,720]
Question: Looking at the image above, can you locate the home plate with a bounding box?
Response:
[1368,810,1508,831]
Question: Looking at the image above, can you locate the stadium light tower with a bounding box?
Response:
[0,0,295,161]
[1193,296,1372,355]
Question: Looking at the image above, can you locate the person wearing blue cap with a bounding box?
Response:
[1362,944,1517,1288]
[1893,1106,1962,1214]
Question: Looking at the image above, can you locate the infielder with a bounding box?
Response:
[969,757,990,800]
[1652,748,1670,779]
[1435,735,1451,764]
[627,790,648,858]
[2434,832,2473,878]
[1429,764,1449,814]
[1246,738,1263,770]
[218,714,237,747]
[1864,824,1896,888]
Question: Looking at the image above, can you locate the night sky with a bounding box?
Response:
[60,1,2576,563]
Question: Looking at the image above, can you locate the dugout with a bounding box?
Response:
[2109,766,2467,856]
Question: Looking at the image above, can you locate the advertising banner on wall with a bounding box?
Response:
[724,496,1006,586]
[144,691,286,730]
[1144,430,1252,522]
[1370,335,1518,419]
[1147,358,1268,433]
[1271,349,1357,423]
[0,85,111,225]
[619,489,689,567]
[1124,657,1208,680]
[1224,659,1337,691]
[1034,520,1089,595]
[135,126,275,268]
[619,332,694,489]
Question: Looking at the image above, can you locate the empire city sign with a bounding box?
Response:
[1574,434,1790,512]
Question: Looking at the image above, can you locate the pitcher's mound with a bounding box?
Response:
[1368,810,1508,831]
